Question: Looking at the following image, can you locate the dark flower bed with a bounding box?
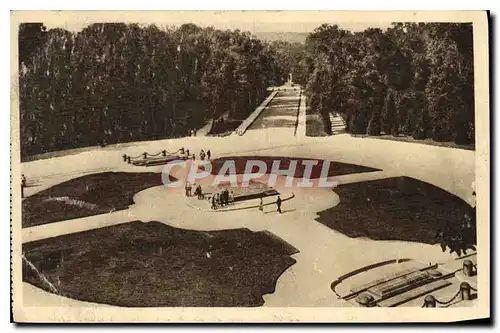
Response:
[22,172,165,228]
[23,221,298,307]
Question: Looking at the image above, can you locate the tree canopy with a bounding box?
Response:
[19,23,288,158]
[18,22,475,159]
[301,23,474,145]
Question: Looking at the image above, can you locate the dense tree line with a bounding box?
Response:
[266,40,308,86]
[302,23,474,145]
[19,23,288,158]
[18,22,475,158]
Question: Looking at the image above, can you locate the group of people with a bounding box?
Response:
[199,149,211,161]
[188,149,211,161]
[185,182,204,200]
[188,128,197,137]
[211,189,234,210]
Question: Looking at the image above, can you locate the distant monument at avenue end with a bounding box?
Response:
[10,11,490,323]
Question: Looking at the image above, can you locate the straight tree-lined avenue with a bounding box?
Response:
[248,90,301,135]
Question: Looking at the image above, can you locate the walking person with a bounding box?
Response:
[207,149,211,160]
[276,196,282,214]
[229,191,234,204]
[259,197,264,213]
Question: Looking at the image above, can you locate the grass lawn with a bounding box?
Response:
[316,177,474,244]
[22,221,298,307]
[350,134,475,151]
[208,119,243,136]
[22,172,165,228]
[209,156,380,179]
[306,113,329,137]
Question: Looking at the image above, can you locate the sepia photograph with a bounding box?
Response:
[10,10,490,323]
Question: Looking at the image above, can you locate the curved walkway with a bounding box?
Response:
[19,132,475,308]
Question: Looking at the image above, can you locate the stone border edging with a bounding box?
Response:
[185,193,295,213]
[330,258,413,299]
[294,90,306,137]
[233,91,279,136]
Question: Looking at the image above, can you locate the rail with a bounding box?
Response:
[123,148,184,162]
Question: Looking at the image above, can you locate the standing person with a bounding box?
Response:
[197,185,203,200]
[229,191,234,204]
[468,191,477,247]
[222,190,227,206]
[259,197,264,213]
[219,190,225,207]
[276,196,282,214]
[215,193,220,207]
[186,149,190,156]
[189,183,194,197]
[185,181,189,197]
[21,174,27,199]
[192,153,196,161]
[211,194,217,210]
[207,149,211,160]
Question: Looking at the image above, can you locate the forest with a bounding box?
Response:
[18,23,289,158]
[18,22,475,159]
[299,23,475,145]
